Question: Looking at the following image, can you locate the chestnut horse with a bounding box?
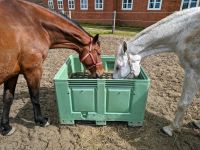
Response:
[0,0,104,135]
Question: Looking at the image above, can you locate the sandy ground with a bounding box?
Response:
[0,35,199,150]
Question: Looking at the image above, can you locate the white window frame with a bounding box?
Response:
[122,0,133,10]
[68,0,75,10]
[80,0,88,10]
[57,0,64,10]
[180,0,200,10]
[48,0,54,9]
[147,0,163,10]
[57,0,64,14]
[95,0,104,10]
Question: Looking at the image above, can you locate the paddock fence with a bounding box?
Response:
[52,10,174,33]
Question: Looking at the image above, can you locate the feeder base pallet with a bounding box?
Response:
[61,120,143,127]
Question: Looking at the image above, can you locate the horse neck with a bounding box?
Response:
[21,0,91,53]
[42,15,91,53]
[128,8,200,58]
[127,29,174,58]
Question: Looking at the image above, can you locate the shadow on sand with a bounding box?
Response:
[0,86,199,150]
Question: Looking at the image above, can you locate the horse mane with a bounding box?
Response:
[58,12,92,37]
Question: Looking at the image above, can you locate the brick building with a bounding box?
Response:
[42,0,200,27]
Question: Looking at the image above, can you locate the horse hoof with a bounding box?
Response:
[36,117,50,127]
[192,120,200,128]
[43,117,50,127]
[1,126,15,136]
[161,126,173,136]
[44,120,50,127]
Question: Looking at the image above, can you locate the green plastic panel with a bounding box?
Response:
[54,55,150,126]
[72,88,96,112]
[106,88,131,113]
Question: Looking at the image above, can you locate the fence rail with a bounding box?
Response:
[52,10,175,33]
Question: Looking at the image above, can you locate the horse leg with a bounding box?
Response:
[0,75,19,136]
[193,119,200,128]
[162,69,199,136]
[24,66,49,127]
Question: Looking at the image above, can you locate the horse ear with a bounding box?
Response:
[122,41,127,53]
[93,34,99,44]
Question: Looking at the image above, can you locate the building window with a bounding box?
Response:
[57,0,64,10]
[122,0,133,10]
[80,0,88,10]
[68,0,75,10]
[181,0,199,10]
[95,0,103,10]
[48,0,54,9]
[148,0,162,10]
[57,0,64,14]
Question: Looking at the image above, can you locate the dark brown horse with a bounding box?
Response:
[0,0,104,135]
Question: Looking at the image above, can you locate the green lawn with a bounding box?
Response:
[80,23,143,37]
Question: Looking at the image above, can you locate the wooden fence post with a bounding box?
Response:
[112,10,116,34]
[69,10,72,19]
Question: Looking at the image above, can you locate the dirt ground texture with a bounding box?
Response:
[0,35,199,150]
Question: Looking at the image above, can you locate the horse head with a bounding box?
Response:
[113,41,141,79]
[80,34,104,78]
